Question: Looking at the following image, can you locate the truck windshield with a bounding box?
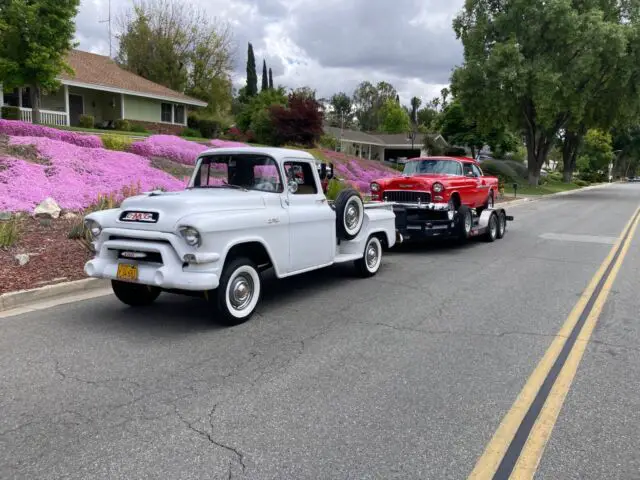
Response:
[190,154,283,193]
[403,159,462,176]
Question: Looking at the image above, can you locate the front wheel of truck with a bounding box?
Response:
[213,257,262,326]
[111,280,161,306]
[354,235,383,278]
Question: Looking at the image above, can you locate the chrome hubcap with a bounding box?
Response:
[489,194,494,208]
[366,241,379,269]
[464,213,472,232]
[346,204,359,229]
[229,274,253,310]
[490,217,497,237]
[448,200,455,220]
[499,215,505,234]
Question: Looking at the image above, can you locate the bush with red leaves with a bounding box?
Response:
[269,93,324,147]
[222,127,255,143]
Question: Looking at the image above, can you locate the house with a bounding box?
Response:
[0,49,207,133]
[323,125,448,163]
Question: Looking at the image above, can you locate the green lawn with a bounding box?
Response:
[506,179,583,196]
[53,125,211,143]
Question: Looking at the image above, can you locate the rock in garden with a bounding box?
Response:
[33,197,61,219]
[0,211,11,221]
[62,212,78,219]
[15,254,30,266]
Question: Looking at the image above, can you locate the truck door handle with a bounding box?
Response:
[316,198,327,204]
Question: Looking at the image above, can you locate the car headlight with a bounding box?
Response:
[370,182,380,192]
[432,182,444,193]
[179,226,201,247]
[84,219,102,239]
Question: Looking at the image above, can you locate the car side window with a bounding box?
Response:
[284,161,318,194]
[471,164,482,177]
[463,163,475,177]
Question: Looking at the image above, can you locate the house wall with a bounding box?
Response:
[123,95,160,123]
[66,87,122,124]
[40,88,66,112]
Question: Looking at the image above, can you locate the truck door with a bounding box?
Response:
[283,159,335,272]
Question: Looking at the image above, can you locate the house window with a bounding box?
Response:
[174,105,185,124]
[161,103,172,123]
[21,88,32,109]
[3,89,19,107]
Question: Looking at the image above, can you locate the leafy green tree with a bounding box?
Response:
[235,87,287,133]
[437,101,485,156]
[268,68,273,89]
[451,0,638,185]
[578,129,614,173]
[328,92,353,128]
[261,59,268,91]
[0,0,80,124]
[417,106,439,130]
[246,43,258,97]
[612,125,640,177]
[409,97,422,125]
[379,98,410,133]
[352,81,399,131]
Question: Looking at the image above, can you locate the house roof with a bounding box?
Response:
[58,50,207,107]
[323,125,448,147]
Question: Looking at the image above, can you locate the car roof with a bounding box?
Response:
[199,146,316,161]
[405,156,479,164]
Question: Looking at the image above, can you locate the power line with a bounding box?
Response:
[99,0,112,57]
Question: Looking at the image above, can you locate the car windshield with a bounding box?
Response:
[403,159,462,176]
[190,154,283,193]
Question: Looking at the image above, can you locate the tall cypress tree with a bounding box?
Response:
[246,42,258,96]
[268,68,274,89]
[261,59,268,91]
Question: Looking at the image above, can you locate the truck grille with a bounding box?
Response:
[383,190,431,204]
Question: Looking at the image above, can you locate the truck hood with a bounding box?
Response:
[106,188,268,231]
[375,174,448,190]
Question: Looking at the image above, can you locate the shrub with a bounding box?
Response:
[444,146,467,156]
[326,178,348,200]
[319,134,338,150]
[197,118,221,138]
[1,106,21,120]
[180,127,201,138]
[114,119,131,131]
[481,159,524,184]
[548,171,562,181]
[79,115,95,129]
[129,123,147,133]
[574,179,590,186]
[250,109,277,145]
[269,92,324,147]
[102,134,133,151]
[0,216,21,248]
[187,112,199,130]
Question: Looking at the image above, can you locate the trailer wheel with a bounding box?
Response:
[496,210,507,239]
[484,212,498,242]
[455,205,473,240]
[335,188,364,240]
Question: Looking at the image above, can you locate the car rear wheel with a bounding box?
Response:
[213,257,262,326]
[111,280,161,306]
[354,235,383,277]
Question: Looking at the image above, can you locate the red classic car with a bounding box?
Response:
[370,156,504,241]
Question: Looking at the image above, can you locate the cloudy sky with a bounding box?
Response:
[74,0,464,106]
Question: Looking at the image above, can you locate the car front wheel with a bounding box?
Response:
[354,235,383,277]
[213,257,262,326]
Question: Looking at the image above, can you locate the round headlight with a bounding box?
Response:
[179,226,201,247]
[370,182,380,192]
[432,182,444,193]
[84,219,102,239]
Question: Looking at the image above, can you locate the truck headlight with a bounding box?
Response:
[179,226,201,247]
[370,182,380,192]
[432,182,444,193]
[84,219,102,239]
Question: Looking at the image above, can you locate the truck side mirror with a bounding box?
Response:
[320,163,327,180]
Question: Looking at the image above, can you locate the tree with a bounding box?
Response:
[417,106,438,130]
[409,97,422,125]
[270,92,324,147]
[612,125,640,177]
[235,87,287,133]
[245,43,258,97]
[268,68,273,89]
[578,129,614,173]
[450,0,638,185]
[116,0,234,114]
[437,101,485,156]
[261,59,268,91]
[379,99,410,134]
[0,0,80,124]
[352,81,398,131]
[328,92,353,128]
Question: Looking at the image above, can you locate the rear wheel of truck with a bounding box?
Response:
[213,257,262,326]
[354,235,383,278]
[335,188,364,241]
[111,280,161,306]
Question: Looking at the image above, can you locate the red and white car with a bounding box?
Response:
[370,156,511,242]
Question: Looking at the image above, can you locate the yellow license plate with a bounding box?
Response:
[116,263,138,281]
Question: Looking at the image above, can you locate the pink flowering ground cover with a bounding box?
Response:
[0,119,103,149]
[0,136,185,211]
[319,149,398,193]
[130,135,250,166]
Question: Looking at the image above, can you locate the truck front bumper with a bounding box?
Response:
[84,228,221,291]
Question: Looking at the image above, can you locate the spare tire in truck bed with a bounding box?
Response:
[334,188,365,240]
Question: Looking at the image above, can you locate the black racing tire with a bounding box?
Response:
[354,235,383,278]
[334,188,365,241]
[484,212,498,242]
[455,205,473,241]
[212,256,262,326]
[496,210,507,239]
[111,280,161,306]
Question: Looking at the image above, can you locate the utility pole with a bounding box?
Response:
[100,0,112,57]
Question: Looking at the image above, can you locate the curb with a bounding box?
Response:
[496,182,617,207]
[0,278,110,312]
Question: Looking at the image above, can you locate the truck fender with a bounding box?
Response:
[221,236,282,277]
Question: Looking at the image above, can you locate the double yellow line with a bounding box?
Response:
[469,206,640,480]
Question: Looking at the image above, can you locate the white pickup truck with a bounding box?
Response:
[83,146,397,324]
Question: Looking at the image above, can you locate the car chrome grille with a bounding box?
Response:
[383,190,431,204]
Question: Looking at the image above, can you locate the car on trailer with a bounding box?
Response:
[83,147,397,325]
[369,156,513,243]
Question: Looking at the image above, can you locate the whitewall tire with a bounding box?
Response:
[214,257,262,325]
[354,235,383,278]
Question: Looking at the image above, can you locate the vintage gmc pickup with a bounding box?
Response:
[83,147,397,324]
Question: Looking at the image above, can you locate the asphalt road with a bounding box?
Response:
[2,184,640,480]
